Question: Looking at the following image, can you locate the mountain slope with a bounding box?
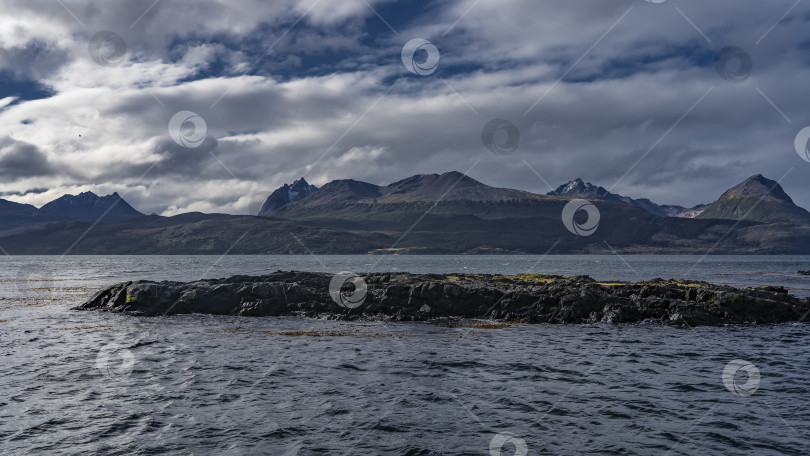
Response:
[0,198,44,232]
[380,172,542,202]
[259,171,810,254]
[697,174,810,225]
[2,171,810,254]
[2,198,808,254]
[0,198,38,217]
[661,204,710,218]
[273,171,553,221]
[0,192,144,234]
[0,214,393,254]
[38,192,144,222]
[548,178,706,218]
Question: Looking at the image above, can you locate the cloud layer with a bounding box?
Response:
[1,0,809,215]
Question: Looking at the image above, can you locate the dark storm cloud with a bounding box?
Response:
[0,0,809,213]
[0,43,71,83]
[0,137,55,180]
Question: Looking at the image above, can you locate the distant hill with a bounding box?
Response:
[376,172,542,202]
[697,174,810,225]
[0,198,38,217]
[548,178,708,218]
[0,198,43,232]
[276,171,544,209]
[0,192,143,233]
[2,201,808,255]
[2,172,810,254]
[0,213,391,255]
[38,192,144,222]
[268,171,565,232]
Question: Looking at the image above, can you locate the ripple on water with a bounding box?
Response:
[1,256,810,454]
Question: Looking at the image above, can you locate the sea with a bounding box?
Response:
[1,255,809,455]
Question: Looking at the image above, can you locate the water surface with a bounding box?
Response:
[1,255,808,455]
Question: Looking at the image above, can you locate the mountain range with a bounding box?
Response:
[1,172,808,254]
[0,191,143,233]
[547,178,709,218]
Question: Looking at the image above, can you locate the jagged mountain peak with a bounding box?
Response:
[548,178,707,218]
[258,177,319,215]
[550,178,610,199]
[289,177,312,191]
[42,191,125,208]
[267,171,548,217]
[563,178,586,190]
[38,191,143,222]
[57,191,97,200]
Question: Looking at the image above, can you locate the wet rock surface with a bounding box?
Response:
[75,271,810,326]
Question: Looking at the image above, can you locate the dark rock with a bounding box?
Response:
[74,272,810,326]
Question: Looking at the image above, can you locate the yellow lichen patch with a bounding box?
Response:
[511,274,560,283]
[597,282,626,286]
[674,281,702,288]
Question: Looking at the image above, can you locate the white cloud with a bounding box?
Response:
[1,0,809,215]
[0,97,17,109]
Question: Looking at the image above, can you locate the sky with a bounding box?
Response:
[0,0,809,215]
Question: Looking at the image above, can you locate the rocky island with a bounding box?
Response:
[76,271,810,326]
